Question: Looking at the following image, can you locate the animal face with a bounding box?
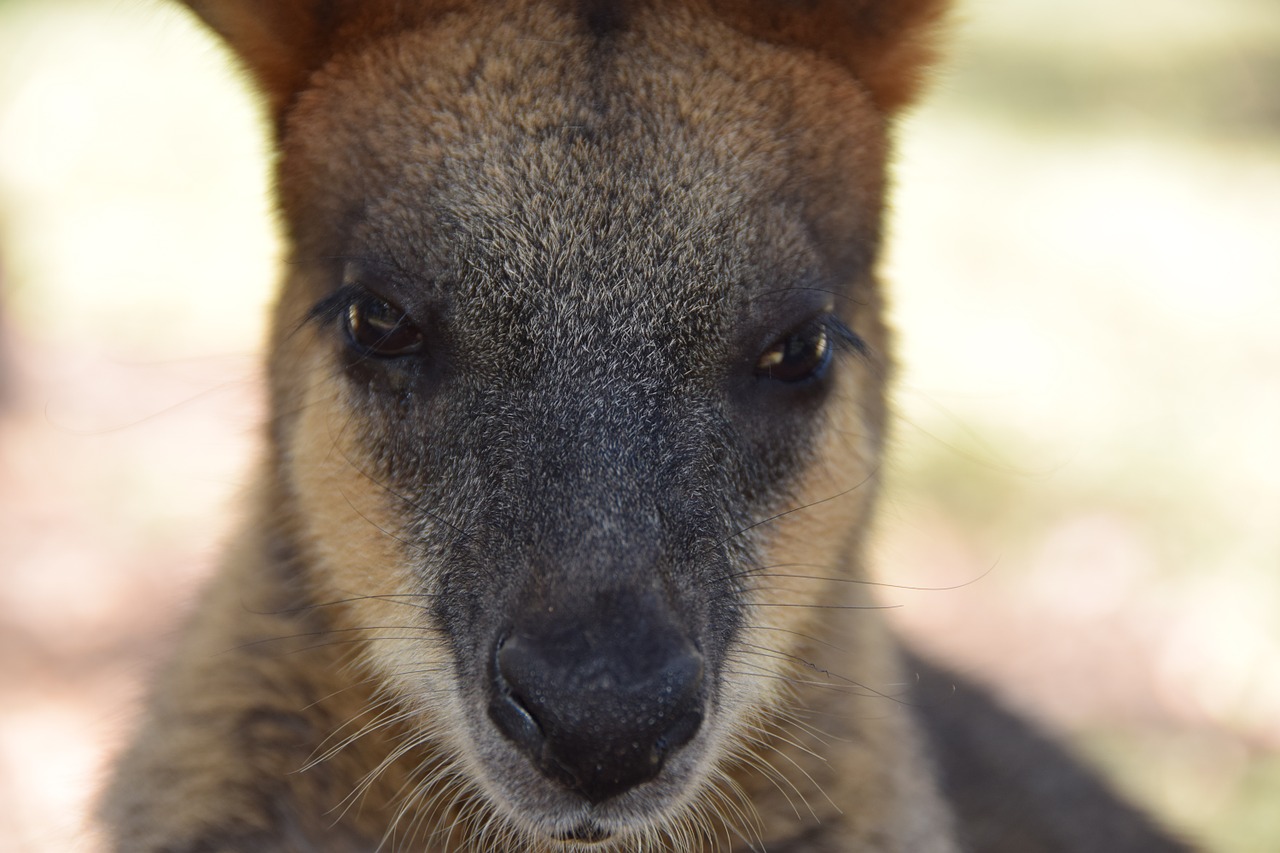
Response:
[176,0,943,847]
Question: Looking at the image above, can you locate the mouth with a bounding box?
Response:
[552,819,612,844]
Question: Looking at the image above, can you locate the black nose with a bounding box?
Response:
[488,594,705,803]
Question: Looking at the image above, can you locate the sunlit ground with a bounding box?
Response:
[1,0,1277,850]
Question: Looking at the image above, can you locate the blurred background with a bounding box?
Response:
[0,0,1276,850]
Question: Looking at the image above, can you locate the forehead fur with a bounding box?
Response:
[278,4,889,363]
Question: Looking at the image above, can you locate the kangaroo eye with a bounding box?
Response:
[345,295,424,357]
[756,319,832,383]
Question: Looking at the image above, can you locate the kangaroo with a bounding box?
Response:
[100,1,1195,851]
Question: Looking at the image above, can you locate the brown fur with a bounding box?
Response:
[100,2,1194,851]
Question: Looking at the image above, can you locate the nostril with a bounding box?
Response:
[488,618,707,803]
[487,686,545,760]
[489,636,548,761]
[656,707,703,758]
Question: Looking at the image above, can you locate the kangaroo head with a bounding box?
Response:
[181,0,945,846]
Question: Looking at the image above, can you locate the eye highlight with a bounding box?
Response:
[343,292,425,358]
[747,313,860,384]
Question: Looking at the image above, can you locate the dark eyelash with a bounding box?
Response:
[824,315,871,361]
[305,284,364,328]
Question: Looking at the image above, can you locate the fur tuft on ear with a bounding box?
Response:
[710,0,951,114]
[178,1,453,126]
[178,0,341,120]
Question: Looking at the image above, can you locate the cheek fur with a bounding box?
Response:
[734,364,885,710]
[288,355,453,711]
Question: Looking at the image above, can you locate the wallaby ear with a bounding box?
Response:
[715,0,951,114]
[178,1,333,118]
[179,1,426,124]
[839,0,951,112]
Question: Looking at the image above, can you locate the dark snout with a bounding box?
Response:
[488,590,705,803]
